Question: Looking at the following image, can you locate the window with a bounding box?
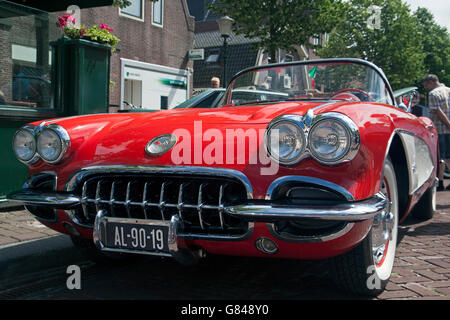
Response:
[205,49,221,64]
[152,0,163,26]
[312,35,320,46]
[0,1,57,110]
[120,0,144,21]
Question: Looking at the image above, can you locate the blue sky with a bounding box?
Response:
[403,0,450,31]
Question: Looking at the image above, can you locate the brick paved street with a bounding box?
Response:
[0,188,449,300]
[0,209,58,246]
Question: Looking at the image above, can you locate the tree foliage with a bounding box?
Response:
[112,0,157,9]
[414,7,450,86]
[317,0,426,90]
[209,0,345,62]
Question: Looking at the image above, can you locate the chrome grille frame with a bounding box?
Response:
[65,165,254,241]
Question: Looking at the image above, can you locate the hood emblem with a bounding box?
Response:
[145,134,177,156]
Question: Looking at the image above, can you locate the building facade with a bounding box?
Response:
[186,1,320,91]
[77,0,195,111]
[0,0,195,203]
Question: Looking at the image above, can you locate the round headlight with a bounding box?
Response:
[309,115,358,164]
[13,126,37,163]
[37,125,70,163]
[266,119,305,165]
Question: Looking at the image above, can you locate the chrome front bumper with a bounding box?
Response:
[8,189,387,222]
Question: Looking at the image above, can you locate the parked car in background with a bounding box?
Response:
[8,58,438,296]
[174,88,289,109]
[174,89,225,109]
[393,87,429,117]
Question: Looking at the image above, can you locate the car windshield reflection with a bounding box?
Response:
[224,60,393,106]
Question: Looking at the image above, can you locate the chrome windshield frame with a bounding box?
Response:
[222,58,395,108]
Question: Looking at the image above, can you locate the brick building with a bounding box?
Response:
[0,0,195,112]
[77,0,195,111]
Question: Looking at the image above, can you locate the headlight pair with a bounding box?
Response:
[265,112,360,165]
[13,124,70,164]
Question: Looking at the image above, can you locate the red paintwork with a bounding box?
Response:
[24,98,438,260]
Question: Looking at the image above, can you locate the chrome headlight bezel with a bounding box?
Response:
[12,125,39,164]
[36,124,71,164]
[265,115,307,166]
[265,112,360,166]
[308,113,360,165]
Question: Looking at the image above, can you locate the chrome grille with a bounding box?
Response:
[70,174,249,236]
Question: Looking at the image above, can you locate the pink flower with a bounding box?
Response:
[99,23,114,33]
[79,26,87,37]
[56,14,76,29]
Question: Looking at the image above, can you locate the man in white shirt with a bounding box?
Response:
[423,74,450,191]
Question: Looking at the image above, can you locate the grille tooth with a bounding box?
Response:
[125,181,132,218]
[142,182,149,219]
[81,181,89,220]
[218,184,227,230]
[110,181,116,217]
[94,180,102,213]
[70,174,248,236]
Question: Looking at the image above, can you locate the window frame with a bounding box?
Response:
[152,0,164,28]
[119,0,145,22]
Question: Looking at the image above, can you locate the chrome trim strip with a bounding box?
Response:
[226,192,386,222]
[266,222,354,243]
[7,189,81,208]
[265,176,354,201]
[65,165,254,200]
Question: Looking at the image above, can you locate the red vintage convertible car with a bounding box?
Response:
[8,58,438,296]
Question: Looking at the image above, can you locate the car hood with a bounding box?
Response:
[30,100,349,173]
[40,100,341,129]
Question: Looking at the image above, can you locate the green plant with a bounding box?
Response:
[57,14,120,52]
[84,25,120,51]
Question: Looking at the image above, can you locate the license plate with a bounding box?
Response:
[104,221,169,253]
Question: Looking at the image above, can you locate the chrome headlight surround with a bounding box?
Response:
[265,115,307,166]
[36,124,71,164]
[12,125,39,164]
[265,112,360,166]
[308,113,360,165]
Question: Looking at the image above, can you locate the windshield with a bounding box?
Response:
[224,60,393,107]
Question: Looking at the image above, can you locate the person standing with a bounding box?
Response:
[422,74,450,191]
[210,77,220,88]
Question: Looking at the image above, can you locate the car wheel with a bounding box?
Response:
[71,236,138,265]
[410,183,436,220]
[330,158,398,296]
